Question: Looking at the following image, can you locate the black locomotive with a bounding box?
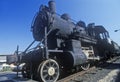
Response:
[8,0,120,82]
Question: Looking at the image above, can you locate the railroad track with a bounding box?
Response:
[57,56,120,82]
[57,66,96,82]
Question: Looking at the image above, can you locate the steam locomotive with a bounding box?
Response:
[8,0,120,82]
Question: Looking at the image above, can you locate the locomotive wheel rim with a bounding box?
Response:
[81,63,90,70]
[40,59,59,82]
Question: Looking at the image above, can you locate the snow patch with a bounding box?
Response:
[98,69,120,82]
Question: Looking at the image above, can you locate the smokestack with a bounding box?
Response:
[48,0,56,14]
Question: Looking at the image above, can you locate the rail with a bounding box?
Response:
[57,66,96,82]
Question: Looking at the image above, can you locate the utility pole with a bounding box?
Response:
[16,45,19,78]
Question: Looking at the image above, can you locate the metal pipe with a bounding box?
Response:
[48,0,56,13]
[45,26,49,59]
[24,40,35,53]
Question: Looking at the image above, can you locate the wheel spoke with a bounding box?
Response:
[43,74,48,79]
[51,75,55,81]
[51,62,55,67]
[48,61,52,67]
[54,67,58,70]
[43,69,48,73]
[44,64,49,69]
[55,71,58,75]
[50,72,57,80]
[48,76,51,80]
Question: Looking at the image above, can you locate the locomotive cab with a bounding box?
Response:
[88,25,115,58]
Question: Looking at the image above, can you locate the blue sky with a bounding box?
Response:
[0,0,120,54]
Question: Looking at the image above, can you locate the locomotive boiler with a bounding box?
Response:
[11,0,120,82]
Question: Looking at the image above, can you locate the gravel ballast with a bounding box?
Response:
[70,57,120,82]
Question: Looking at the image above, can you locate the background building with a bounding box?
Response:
[0,55,13,71]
